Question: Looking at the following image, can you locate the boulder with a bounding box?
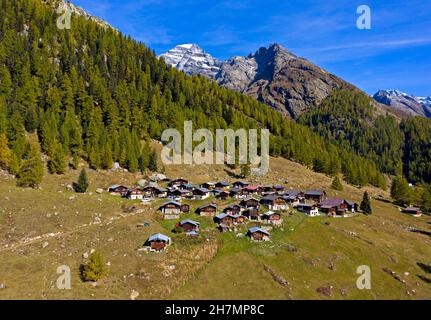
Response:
[95,188,104,194]
[137,179,147,187]
[150,173,166,181]
[130,290,140,300]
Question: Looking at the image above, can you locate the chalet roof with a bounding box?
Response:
[274,185,285,190]
[346,201,356,206]
[262,194,284,201]
[242,196,259,202]
[180,219,200,226]
[194,187,211,193]
[248,227,270,235]
[263,211,276,217]
[320,198,344,207]
[198,203,217,210]
[229,188,241,193]
[181,183,198,189]
[215,213,228,220]
[284,190,302,196]
[109,184,124,189]
[160,201,182,208]
[186,231,199,236]
[202,182,216,186]
[148,233,171,242]
[245,185,259,191]
[305,190,325,196]
[405,207,421,212]
[216,181,230,186]
[233,181,249,186]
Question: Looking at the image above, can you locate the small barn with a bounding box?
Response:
[247,227,270,242]
[304,190,327,204]
[215,190,230,200]
[298,203,320,217]
[215,182,230,190]
[142,186,168,198]
[169,178,189,188]
[178,219,200,232]
[125,188,143,200]
[108,185,128,196]
[403,207,423,217]
[262,211,283,226]
[233,181,249,189]
[240,197,260,209]
[223,204,242,215]
[193,187,211,200]
[243,208,260,221]
[260,195,288,211]
[196,203,217,217]
[159,201,182,214]
[145,233,172,252]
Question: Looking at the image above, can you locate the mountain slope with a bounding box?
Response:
[373,90,431,118]
[161,43,376,119]
[217,44,358,118]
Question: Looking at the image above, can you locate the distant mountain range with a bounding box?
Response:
[160,44,430,119]
[373,90,431,118]
[160,43,356,118]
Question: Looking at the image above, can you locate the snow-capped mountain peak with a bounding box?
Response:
[373,90,431,118]
[159,44,222,79]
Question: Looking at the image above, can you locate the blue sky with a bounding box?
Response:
[72,0,431,96]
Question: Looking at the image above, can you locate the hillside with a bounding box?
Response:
[0,147,430,299]
[0,0,387,192]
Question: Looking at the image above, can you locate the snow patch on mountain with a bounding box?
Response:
[373,90,431,118]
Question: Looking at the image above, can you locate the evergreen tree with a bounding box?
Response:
[0,133,12,170]
[16,143,44,188]
[73,169,89,193]
[240,163,251,178]
[71,153,80,170]
[331,175,343,191]
[48,141,66,174]
[360,191,372,215]
[149,149,158,172]
[390,176,412,206]
[80,251,106,282]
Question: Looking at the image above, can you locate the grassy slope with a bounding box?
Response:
[0,146,430,299]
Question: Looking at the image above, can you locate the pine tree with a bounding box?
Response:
[73,169,89,193]
[360,191,372,215]
[149,148,158,172]
[390,176,412,206]
[16,143,44,188]
[331,175,343,191]
[240,163,251,178]
[48,141,66,174]
[0,133,12,170]
[71,153,80,170]
[80,251,106,282]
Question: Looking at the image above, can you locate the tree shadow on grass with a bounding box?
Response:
[417,262,431,274]
[417,275,431,284]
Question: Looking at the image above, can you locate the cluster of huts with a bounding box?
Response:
[109,178,358,252]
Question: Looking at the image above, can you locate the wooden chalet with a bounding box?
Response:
[403,207,423,217]
[232,181,249,189]
[229,188,248,199]
[142,186,167,198]
[260,195,288,211]
[178,219,200,232]
[304,190,327,203]
[247,227,270,242]
[243,208,260,221]
[169,178,188,188]
[297,203,320,217]
[193,187,211,200]
[159,201,182,214]
[108,185,128,196]
[201,182,216,190]
[215,182,230,190]
[196,203,217,217]
[240,197,260,209]
[215,190,230,200]
[145,233,171,252]
[125,188,143,200]
[169,189,193,199]
[223,204,242,215]
[261,211,283,226]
